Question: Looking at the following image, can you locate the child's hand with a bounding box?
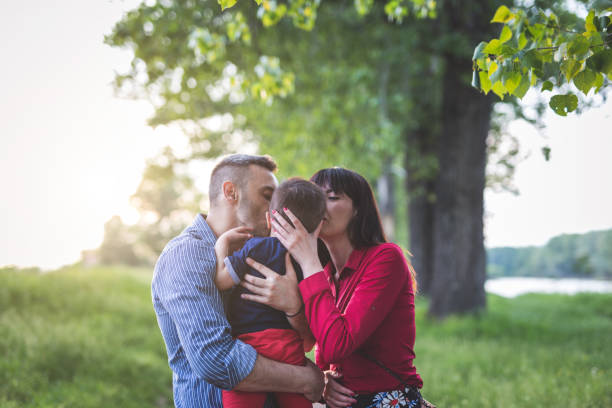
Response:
[216,226,252,254]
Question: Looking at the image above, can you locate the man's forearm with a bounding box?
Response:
[234,354,323,401]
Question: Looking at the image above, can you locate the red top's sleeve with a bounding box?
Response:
[299,245,408,365]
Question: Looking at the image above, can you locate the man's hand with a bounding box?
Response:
[303,359,325,402]
[322,371,357,408]
[241,254,302,315]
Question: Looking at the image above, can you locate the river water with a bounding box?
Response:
[485,277,612,298]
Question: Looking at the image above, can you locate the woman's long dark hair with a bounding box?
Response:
[311,167,417,291]
[311,167,387,248]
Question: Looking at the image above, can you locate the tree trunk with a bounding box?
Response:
[405,129,437,295]
[377,160,396,240]
[428,65,493,317]
[425,0,499,318]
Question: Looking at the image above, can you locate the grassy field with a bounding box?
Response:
[1,265,610,407]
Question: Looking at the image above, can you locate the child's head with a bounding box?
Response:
[269,178,326,233]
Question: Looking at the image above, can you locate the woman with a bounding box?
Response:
[246,167,431,408]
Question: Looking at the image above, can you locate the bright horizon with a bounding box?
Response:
[1,1,611,270]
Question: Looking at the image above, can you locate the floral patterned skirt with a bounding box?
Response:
[341,385,423,408]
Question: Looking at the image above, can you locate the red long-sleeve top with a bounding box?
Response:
[299,242,423,394]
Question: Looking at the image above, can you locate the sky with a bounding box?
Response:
[1,1,611,270]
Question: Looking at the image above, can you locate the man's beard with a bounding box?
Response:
[236,200,269,237]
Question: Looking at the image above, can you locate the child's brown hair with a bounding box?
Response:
[270,178,326,233]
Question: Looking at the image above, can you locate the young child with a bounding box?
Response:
[214,177,326,408]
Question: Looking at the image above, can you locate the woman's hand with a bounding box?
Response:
[240,253,303,315]
[271,208,323,278]
[322,371,357,408]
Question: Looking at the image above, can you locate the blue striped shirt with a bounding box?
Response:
[152,214,257,407]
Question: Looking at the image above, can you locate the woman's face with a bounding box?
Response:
[319,185,356,241]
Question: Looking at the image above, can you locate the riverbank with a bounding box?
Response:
[485,276,612,298]
[1,265,610,407]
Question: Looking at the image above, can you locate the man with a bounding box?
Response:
[152,154,324,407]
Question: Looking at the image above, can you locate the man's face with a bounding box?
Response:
[236,164,278,236]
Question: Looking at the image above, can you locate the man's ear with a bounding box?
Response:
[222,181,238,204]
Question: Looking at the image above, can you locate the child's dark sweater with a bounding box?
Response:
[224,237,304,336]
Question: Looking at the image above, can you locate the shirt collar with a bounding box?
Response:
[323,246,369,278]
[344,246,368,272]
[191,213,217,245]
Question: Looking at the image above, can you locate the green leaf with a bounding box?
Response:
[586,49,612,75]
[518,32,527,50]
[491,81,507,99]
[476,57,487,70]
[500,44,518,57]
[573,69,597,95]
[567,35,590,58]
[541,80,553,92]
[479,71,492,94]
[499,25,512,44]
[219,0,238,10]
[554,42,568,63]
[472,42,487,61]
[483,39,503,55]
[471,70,481,89]
[542,146,551,161]
[527,23,545,40]
[560,58,582,82]
[522,49,543,71]
[261,4,287,27]
[585,10,597,33]
[589,32,605,52]
[549,93,578,116]
[491,5,514,24]
[512,73,530,99]
[489,61,503,83]
[503,70,522,94]
[488,60,498,75]
[593,72,605,92]
[355,0,374,15]
[253,0,263,4]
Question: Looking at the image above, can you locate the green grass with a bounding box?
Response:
[1,265,611,407]
[0,265,172,408]
[415,294,612,407]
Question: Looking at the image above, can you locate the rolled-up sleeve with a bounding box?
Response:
[158,241,257,390]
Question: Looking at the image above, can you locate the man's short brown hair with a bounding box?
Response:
[270,178,326,233]
[209,154,277,202]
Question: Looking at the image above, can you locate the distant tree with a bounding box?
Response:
[128,147,205,264]
[487,228,612,278]
[573,254,595,276]
[97,216,142,266]
[94,147,204,266]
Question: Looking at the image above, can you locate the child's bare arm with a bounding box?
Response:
[214,227,252,291]
[287,309,316,352]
